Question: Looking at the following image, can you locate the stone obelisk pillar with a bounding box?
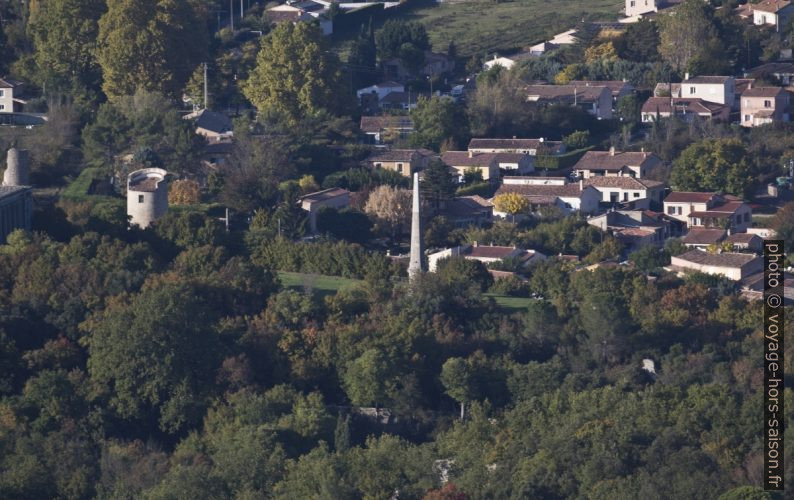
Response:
[408,171,424,282]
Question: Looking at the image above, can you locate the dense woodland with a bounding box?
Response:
[0,0,792,498]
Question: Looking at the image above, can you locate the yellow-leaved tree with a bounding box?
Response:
[493,192,529,221]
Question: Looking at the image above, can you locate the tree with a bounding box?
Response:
[96,0,209,100]
[243,23,348,125]
[584,42,618,63]
[375,20,429,60]
[493,192,529,221]
[614,18,660,62]
[435,257,493,293]
[82,282,223,433]
[670,138,756,197]
[342,348,392,407]
[562,130,590,149]
[410,96,468,151]
[440,357,474,420]
[363,185,411,240]
[770,201,794,254]
[169,179,200,205]
[658,0,725,74]
[467,68,531,137]
[628,245,670,272]
[28,0,106,92]
[421,159,457,211]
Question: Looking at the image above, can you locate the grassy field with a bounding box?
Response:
[278,271,362,297]
[394,0,623,58]
[278,271,535,311]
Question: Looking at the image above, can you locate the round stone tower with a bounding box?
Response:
[127,168,168,228]
[3,148,30,186]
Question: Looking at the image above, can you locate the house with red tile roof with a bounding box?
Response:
[572,148,663,179]
[663,192,752,231]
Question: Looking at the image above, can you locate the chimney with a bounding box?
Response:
[512,135,517,139]
[539,137,544,142]
[468,150,473,158]
[684,72,690,81]
[408,172,424,282]
[473,241,478,247]
[609,146,616,156]
[579,179,583,190]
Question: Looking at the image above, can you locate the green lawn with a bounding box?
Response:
[397,0,623,58]
[485,292,536,312]
[278,271,362,297]
[278,271,533,312]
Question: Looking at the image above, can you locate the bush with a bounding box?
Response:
[488,275,529,297]
[250,237,400,279]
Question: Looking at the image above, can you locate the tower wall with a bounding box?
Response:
[3,148,30,186]
[127,168,168,228]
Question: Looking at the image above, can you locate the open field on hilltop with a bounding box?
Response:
[396,0,623,57]
[278,271,536,310]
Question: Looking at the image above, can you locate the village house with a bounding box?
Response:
[439,196,494,227]
[641,97,731,123]
[669,250,763,281]
[359,116,414,143]
[428,243,546,272]
[298,187,350,233]
[0,78,24,113]
[568,80,634,106]
[367,148,436,177]
[184,109,234,143]
[752,0,794,30]
[467,138,566,156]
[356,82,404,102]
[740,87,790,127]
[483,52,534,71]
[266,1,333,35]
[663,192,753,232]
[572,148,663,179]
[525,84,613,119]
[625,0,658,17]
[747,62,794,85]
[378,90,431,111]
[681,228,729,249]
[582,176,666,209]
[588,209,678,251]
[679,75,736,106]
[726,232,764,252]
[496,177,601,214]
[441,151,534,181]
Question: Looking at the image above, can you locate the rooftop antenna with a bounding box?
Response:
[203,62,208,110]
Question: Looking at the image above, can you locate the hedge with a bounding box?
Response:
[534,146,594,171]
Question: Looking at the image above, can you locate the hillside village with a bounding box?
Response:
[0,0,791,498]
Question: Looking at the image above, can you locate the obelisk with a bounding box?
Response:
[408,171,424,281]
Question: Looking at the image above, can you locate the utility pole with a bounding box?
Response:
[203,62,208,110]
[241,0,244,19]
[230,0,234,31]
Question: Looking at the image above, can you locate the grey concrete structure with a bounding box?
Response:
[408,172,424,281]
[0,185,32,243]
[3,148,29,186]
[127,168,168,228]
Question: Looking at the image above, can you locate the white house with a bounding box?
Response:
[670,250,763,281]
[753,0,794,30]
[356,81,405,102]
[496,178,601,214]
[680,75,736,107]
[428,243,546,272]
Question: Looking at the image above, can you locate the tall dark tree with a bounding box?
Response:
[421,159,457,211]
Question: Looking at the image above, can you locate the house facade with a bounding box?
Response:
[441,151,533,181]
[679,75,735,106]
[740,87,790,127]
[625,0,658,17]
[356,82,404,102]
[428,243,545,272]
[0,78,23,113]
[496,179,601,214]
[587,209,675,250]
[670,250,763,281]
[663,192,752,232]
[583,176,666,208]
[368,149,435,177]
[641,97,731,123]
[753,0,794,29]
[572,148,663,179]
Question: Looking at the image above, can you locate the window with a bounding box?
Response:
[764,100,772,108]
[689,86,696,95]
[744,212,750,222]
[0,104,4,111]
[374,163,381,168]
[138,195,144,203]
[630,1,635,6]
[0,90,4,97]
[744,114,751,122]
[397,163,403,169]
[677,206,683,215]
[667,206,676,215]
[633,192,640,198]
